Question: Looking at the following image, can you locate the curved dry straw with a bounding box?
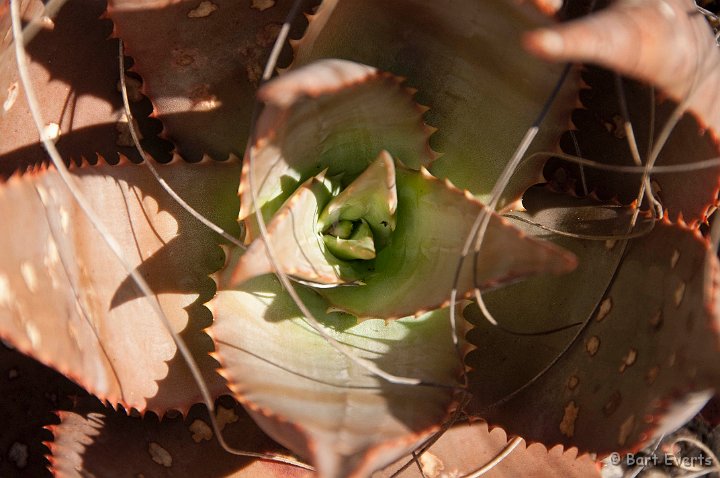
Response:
[10,0,311,470]
[469,5,720,413]
[118,42,247,251]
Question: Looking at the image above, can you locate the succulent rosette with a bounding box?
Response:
[208,2,579,474]
[3,0,720,477]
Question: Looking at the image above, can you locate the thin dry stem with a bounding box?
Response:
[462,437,523,478]
[118,41,247,251]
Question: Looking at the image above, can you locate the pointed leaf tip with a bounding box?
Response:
[259,59,378,108]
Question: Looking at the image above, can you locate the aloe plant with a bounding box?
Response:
[1,0,720,477]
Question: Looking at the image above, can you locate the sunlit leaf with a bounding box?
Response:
[0,157,239,413]
[210,275,460,477]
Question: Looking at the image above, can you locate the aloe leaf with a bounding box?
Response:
[291,0,577,207]
[105,0,311,161]
[0,157,239,414]
[231,150,402,286]
[465,187,629,407]
[0,342,89,477]
[48,397,310,478]
[525,0,720,139]
[466,220,720,454]
[318,168,577,319]
[0,0,142,177]
[239,59,434,241]
[209,275,460,478]
[323,220,376,261]
[378,422,600,478]
[550,66,720,225]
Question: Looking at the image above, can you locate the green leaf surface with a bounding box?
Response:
[319,168,578,319]
[323,220,376,261]
[228,174,358,287]
[291,0,578,207]
[318,150,397,248]
[239,59,434,241]
[210,275,460,478]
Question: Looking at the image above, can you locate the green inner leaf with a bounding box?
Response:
[326,220,354,239]
[227,173,363,287]
[323,219,376,261]
[318,150,398,249]
[318,167,577,319]
[238,59,433,242]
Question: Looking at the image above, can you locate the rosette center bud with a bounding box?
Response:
[317,150,398,262]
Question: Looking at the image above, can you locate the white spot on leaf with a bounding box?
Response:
[418,451,444,478]
[215,405,239,431]
[674,282,686,307]
[25,322,41,349]
[670,249,680,269]
[3,82,18,112]
[46,240,59,267]
[251,0,275,10]
[189,419,212,443]
[35,185,49,204]
[0,274,12,307]
[20,262,38,293]
[619,348,637,373]
[595,298,612,321]
[59,206,70,233]
[148,442,172,467]
[43,123,61,143]
[585,336,600,356]
[560,401,579,437]
[45,240,61,289]
[188,1,217,18]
